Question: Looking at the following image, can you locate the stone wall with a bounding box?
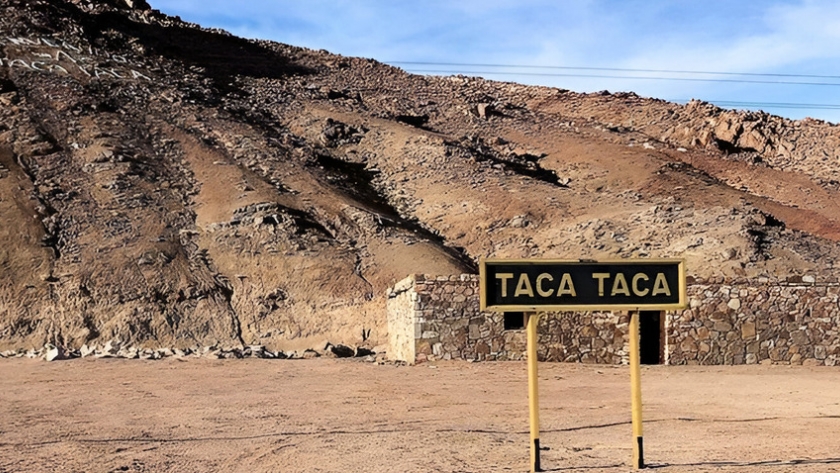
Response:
[537,312,630,364]
[670,282,840,366]
[386,274,628,364]
[387,274,518,362]
[387,274,840,366]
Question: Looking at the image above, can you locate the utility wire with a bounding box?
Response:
[388,61,840,81]
[403,69,840,87]
[389,61,840,112]
[672,100,840,110]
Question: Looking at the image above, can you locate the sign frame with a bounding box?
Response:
[479,258,687,312]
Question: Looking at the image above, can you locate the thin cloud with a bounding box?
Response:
[148,0,840,121]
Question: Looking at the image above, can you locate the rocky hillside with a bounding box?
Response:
[1,0,839,351]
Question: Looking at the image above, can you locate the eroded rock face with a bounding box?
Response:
[69,0,150,11]
[1,0,839,352]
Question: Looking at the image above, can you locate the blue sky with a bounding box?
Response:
[151,0,840,123]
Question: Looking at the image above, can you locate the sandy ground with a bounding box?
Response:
[1,358,839,473]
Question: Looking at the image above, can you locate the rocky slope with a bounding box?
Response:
[1,0,839,351]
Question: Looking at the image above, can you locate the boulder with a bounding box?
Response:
[122,0,151,9]
[302,348,320,359]
[80,344,97,358]
[355,347,374,357]
[44,344,66,362]
[103,340,121,356]
[325,343,354,358]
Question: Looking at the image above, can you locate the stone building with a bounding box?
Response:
[386,274,840,366]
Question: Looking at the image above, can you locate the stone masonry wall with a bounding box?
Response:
[386,274,629,364]
[537,312,630,364]
[387,274,840,366]
[387,274,516,362]
[670,282,840,366]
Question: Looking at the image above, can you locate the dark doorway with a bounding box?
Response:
[504,312,525,330]
[638,311,663,365]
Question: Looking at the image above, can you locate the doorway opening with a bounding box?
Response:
[503,312,525,330]
[638,310,663,365]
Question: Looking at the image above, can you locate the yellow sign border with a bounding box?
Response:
[479,258,687,312]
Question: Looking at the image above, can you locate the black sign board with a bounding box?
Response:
[480,259,686,312]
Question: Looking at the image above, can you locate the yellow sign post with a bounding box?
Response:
[526,312,542,472]
[479,258,686,471]
[629,310,645,469]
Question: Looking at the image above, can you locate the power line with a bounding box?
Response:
[388,61,840,113]
[388,61,840,81]
[672,100,840,110]
[403,68,840,87]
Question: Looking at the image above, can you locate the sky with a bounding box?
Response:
[150,0,840,123]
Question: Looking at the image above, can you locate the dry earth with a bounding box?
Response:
[2,0,840,352]
[3,4,840,472]
[2,358,840,472]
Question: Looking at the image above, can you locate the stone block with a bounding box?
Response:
[714,321,733,332]
[581,325,598,337]
[709,311,728,322]
[680,336,698,352]
[815,345,827,360]
[791,330,810,345]
[468,324,480,340]
[740,322,756,340]
[416,340,432,355]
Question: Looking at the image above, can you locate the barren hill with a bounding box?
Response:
[1,0,839,352]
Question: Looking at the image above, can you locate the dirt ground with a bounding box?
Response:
[1,358,839,473]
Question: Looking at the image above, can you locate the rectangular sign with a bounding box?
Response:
[480,258,686,312]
